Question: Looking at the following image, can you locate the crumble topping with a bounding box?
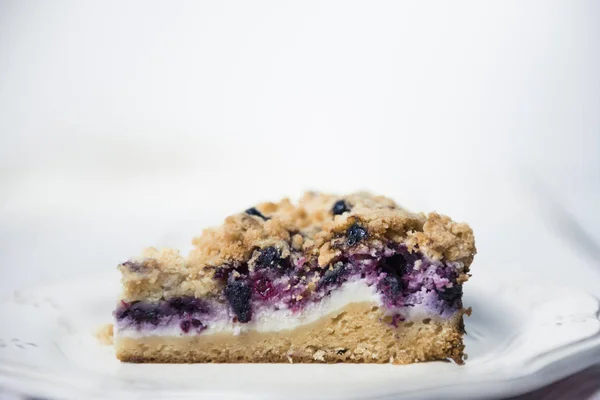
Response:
[118,192,475,302]
[95,324,114,345]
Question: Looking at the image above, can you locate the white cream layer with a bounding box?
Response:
[116,279,442,339]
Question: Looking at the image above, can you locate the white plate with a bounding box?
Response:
[0,272,599,400]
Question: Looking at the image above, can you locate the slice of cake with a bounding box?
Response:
[114,192,476,364]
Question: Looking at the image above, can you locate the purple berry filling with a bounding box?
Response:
[114,296,213,332]
[115,242,464,332]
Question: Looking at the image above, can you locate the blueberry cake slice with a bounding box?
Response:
[114,192,475,364]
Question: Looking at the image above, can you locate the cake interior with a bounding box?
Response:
[116,302,466,364]
[114,241,467,363]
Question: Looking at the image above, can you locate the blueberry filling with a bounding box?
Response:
[167,296,208,315]
[252,277,275,300]
[245,207,270,220]
[212,245,462,323]
[115,245,463,330]
[332,200,351,215]
[116,301,160,324]
[114,297,211,329]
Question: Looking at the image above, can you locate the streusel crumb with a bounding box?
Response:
[96,324,114,345]
[118,192,475,302]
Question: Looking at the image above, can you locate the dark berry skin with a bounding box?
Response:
[180,318,204,333]
[191,318,204,328]
[437,284,463,304]
[318,263,347,289]
[245,207,270,220]
[346,223,368,246]
[376,254,408,305]
[381,254,409,276]
[256,246,282,269]
[180,320,191,333]
[332,200,351,215]
[224,281,252,323]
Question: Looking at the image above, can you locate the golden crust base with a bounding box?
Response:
[116,302,466,364]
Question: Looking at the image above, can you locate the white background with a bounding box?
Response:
[1,1,599,295]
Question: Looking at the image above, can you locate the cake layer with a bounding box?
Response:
[116,302,466,364]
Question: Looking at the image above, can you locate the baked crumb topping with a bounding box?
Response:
[95,323,114,345]
[118,192,476,302]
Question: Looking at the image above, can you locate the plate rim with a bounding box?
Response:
[0,272,599,400]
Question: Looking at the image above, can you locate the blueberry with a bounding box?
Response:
[256,246,282,269]
[224,281,252,323]
[437,284,463,304]
[377,275,403,300]
[191,318,204,328]
[382,254,409,276]
[318,263,347,289]
[245,207,270,220]
[332,200,351,215]
[180,320,191,333]
[376,254,407,304]
[346,223,368,246]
